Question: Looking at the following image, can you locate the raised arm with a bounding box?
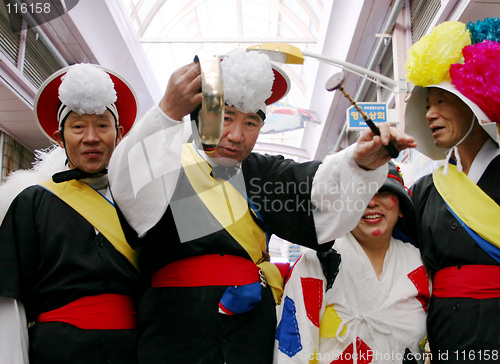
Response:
[108,61,202,237]
[312,124,416,243]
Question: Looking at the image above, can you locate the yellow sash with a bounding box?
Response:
[39,179,140,271]
[181,143,284,303]
[433,164,500,249]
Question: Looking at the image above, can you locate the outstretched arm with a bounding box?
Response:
[354,123,416,170]
[311,123,416,243]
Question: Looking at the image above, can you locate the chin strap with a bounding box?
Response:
[443,116,476,175]
[52,168,108,183]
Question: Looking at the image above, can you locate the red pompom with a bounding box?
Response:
[450,40,500,123]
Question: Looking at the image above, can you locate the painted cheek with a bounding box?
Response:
[371,229,382,237]
[389,196,398,208]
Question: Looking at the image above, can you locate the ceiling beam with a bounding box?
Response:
[140,37,317,43]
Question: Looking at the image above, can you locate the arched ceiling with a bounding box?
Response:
[122,0,326,108]
[120,0,331,160]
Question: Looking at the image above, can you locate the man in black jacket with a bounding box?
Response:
[109,48,416,364]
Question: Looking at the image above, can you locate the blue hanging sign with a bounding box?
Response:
[347,103,388,130]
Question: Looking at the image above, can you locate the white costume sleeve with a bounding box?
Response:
[108,105,190,237]
[0,297,29,364]
[274,249,326,363]
[311,144,387,244]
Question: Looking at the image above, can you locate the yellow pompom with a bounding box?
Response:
[406,22,471,86]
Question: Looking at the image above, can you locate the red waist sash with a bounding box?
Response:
[151,254,260,287]
[433,265,500,299]
[37,294,136,329]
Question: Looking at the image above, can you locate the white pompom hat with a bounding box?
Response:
[34,63,138,143]
[220,48,290,118]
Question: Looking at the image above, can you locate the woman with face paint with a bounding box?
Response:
[405,19,500,363]
[275,162,429,364]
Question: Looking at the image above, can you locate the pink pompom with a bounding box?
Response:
[450,40,500,123]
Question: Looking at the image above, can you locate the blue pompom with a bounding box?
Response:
[467,17,500,44]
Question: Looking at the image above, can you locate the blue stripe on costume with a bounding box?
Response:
[445,202,500,263]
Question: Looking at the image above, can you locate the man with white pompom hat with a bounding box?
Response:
[0,63,141,364]
[108,48,416,363]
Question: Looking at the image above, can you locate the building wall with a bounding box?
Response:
[0,130,33,182]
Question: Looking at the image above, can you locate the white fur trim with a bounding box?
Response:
[0,146,67,224]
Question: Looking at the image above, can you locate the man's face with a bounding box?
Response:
[210,105,264,165]
[54,110,123,173]
[425,88,475,149]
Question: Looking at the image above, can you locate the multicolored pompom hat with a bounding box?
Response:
[34,64,138,143]
[405,18,500,160]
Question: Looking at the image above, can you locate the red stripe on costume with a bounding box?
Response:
[285,254,304,286]
[407,265,430,311]
[300,277,323,327]
[37,294,136,329]
[433,265,500,299]
[151,254,260,287]
[274,262,291,281]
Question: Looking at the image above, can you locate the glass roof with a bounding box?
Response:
[121,0,328,159]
